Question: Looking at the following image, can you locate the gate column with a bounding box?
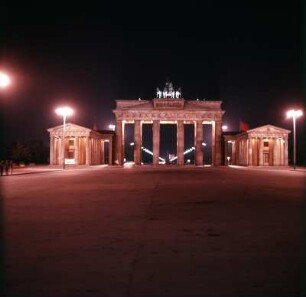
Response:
[177,120,184,165]
[115,120,124,165]
[109,139,113,165]
[195,120,203,165]
[134,120,142,165]
[212,121,222,166]
[153,120,160,165]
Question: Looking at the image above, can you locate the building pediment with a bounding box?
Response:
[247,124,290,135]
[47,123,92,133]
[47,122,102,138]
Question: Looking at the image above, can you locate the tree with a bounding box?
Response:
[25,140,49,164]
[8,140,49,164]
[9,142,32,164]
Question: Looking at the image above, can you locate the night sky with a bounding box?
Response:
[1,1,305,163]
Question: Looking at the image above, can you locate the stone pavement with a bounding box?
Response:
[1,165,306,297]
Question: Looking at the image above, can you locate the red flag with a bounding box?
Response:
[239,121,249,132]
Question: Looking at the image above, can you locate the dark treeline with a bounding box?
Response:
[2,140,49,164]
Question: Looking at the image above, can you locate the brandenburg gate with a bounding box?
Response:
[113,83,225,166]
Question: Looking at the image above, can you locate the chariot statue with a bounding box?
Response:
[156,81,182,99]
[156,87,162,98]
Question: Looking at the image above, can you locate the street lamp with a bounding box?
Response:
[286,109,303,170]
[0,71,11,89]
[222,125,228,131]
[108,124,115,131]
[55,106,74,169]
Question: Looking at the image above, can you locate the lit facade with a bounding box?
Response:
[224,125,290,166]
[113,98,225,166]
[47,123,114,166]
[47,84,291,167]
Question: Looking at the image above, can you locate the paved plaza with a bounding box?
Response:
[1,165,306,297]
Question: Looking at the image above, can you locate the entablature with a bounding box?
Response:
[248,132,289,139]
[114,110,224,122]
[153,98,185,109]
[51,131,91,137]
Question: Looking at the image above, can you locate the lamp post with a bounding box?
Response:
[0,71,11,163]
[55,106,74,169]
[108,124,115,131]
[0,71,10,89]
[286,109,303,170]
[222,125,228,131]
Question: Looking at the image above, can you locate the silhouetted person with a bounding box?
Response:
[9,160,13,175]
[0,161,4,176]
[4,160,9,175]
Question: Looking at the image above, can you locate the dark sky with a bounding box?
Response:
[1,1,305,162]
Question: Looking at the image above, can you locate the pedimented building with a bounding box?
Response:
[224,125,290,166]
[47,123,115,166]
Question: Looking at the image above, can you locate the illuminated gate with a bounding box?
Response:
[113,82,225,166]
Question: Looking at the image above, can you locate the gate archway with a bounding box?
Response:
[113,85,225,166]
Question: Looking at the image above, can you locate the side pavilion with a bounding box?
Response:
[223,124,290,166]
[47,123,114,166]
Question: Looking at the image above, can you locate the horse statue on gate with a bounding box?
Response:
[156,81,182,99]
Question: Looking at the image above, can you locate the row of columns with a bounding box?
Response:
[50,136,113,166]
[115,120,223,166]
[256,137,288,166]
[225,137,288,166]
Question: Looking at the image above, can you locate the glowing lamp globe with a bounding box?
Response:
[286,109,303,118]
[0,72,10,88]
[55,106,74,117]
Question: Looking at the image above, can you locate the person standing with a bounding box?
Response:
[9,160,13,175]
[4,160,9,175]
[0,160,3,176]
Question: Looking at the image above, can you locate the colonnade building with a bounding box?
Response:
[223,125,290,166]
[113,97,224,166]
[47,84,290,167]
[47,123,115,166]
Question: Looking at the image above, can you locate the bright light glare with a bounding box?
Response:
[124,161,134,168]
[222,125,228,131]
[140,145,196,163]
[141,146,165,162]
[55,106,74,117]
[108,124,116,131]
[169,147,195,162]
[286,109,303,118]
[0,72,10,88]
